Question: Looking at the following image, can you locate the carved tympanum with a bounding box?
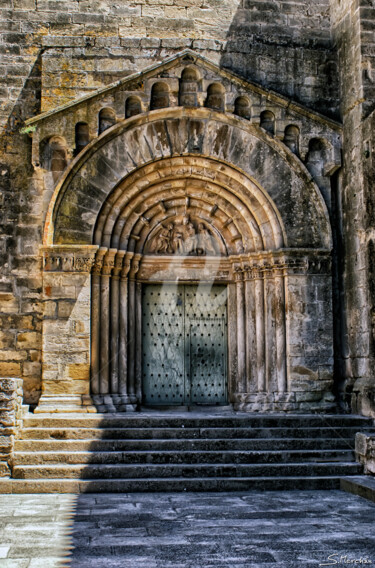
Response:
[149,216,218,256]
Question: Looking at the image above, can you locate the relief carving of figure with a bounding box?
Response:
[172,229,184,254]
[155,223,174,254]
[174,215,196,254]
[196,223,216,255]
[151,217,217,256]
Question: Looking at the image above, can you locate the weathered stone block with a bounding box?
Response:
[43,379,89,395]
[16,332,40,349]
[356,432,375,476]
[57,300,76,319]
[66,363,90,380]
[23,361,41,377]
[0,361,21,377]
[0,462,10,477]
[44,301,57,317]
[0,331,15,349]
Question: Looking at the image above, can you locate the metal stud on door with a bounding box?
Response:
[185,285,227,405]
[142,284,227,406]
[142,284,185,405]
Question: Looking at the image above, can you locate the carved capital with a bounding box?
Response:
[129,255,142,279]
[92,257,104,275]
[233,265,244,282]
[112,251,126,279]
[120,253,134,279]
[92,248,107,275]
[102,250,117,276]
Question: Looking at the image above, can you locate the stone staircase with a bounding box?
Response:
[0,413,374,493]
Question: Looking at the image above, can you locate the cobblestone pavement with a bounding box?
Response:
[0,490,374,568]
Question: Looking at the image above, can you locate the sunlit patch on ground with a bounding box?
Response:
[0,490,374,567]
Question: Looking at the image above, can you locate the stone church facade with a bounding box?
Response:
[1,0,375,420]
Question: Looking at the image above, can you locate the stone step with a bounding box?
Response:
[0,476,347,493]
[22,414,374,429]
[12,449,355,465]
[18,426,372,440]
[13,437,356,452]
[341,476,375,504]
[12,462,362,480]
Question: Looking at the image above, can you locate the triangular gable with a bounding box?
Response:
[24,49,341,131]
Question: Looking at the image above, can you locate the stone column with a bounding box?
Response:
[99,249,116,396]
[264,264,277,393]
[127,255,141,407]
[274,263,287,394]
[135,282,143,402]
[110,251,125,397]
[91,248,106,395]
[244,266,257,393]
[234,266,246,393]
[254,266,266,393]
[118,253,134,411]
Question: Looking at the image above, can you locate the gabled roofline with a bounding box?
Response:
[24,48,342,131]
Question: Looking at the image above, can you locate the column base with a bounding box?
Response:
[91,394,138,413]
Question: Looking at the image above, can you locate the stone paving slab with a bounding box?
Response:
[0,491,374,567]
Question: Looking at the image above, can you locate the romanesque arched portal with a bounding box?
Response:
[38,108,333,413]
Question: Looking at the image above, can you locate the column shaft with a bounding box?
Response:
[127,279,136,398]
[245,276,257,393]
[236,276,246,393]
[110,275,120,394]
[275,274,287,393]
[255,274,266,392]
[99,274,111,394]
[135,282,143,402]
[90,272,100,395]
[119,277,129,396]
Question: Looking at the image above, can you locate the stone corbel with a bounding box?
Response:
[323,145,342,176]
[31,128,40,168]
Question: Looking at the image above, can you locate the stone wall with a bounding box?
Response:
[0,0,360,410]
[1,0,338,131]
[0,378,24,477]
[330,0,375,414]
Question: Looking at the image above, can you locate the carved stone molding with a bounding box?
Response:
[230,249,331,278]
[42,245,99,273]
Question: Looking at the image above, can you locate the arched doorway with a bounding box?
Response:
[39,108,333,414]
[88,154,286,411]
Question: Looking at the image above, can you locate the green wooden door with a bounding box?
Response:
[142,284,227,406]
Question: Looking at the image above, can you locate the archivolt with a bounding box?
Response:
[94,157,285,254]
[44,107,332,250]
